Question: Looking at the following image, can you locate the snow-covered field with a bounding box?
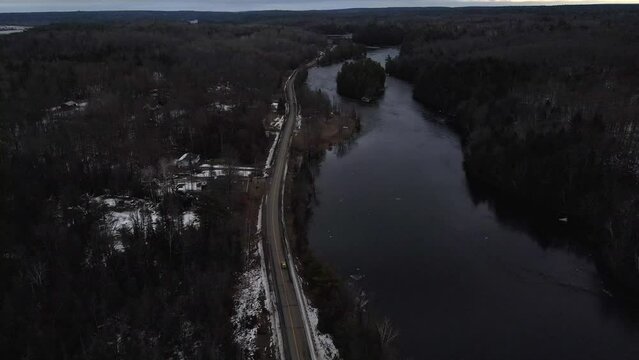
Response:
[93,196,200,252]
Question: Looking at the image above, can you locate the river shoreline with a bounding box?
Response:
[283,70,402,359]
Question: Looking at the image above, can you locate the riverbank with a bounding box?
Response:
[282,74,401,360]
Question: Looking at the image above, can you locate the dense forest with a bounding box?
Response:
[4,5,639,359]
[336,58,386,100]
[317,41,366,66]
[385,8,639,295]
[0,23,321,358]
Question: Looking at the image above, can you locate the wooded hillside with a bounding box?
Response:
[385,8,639,294]
[0,23,321,359]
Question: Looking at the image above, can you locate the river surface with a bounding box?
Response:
[306,48,639,360]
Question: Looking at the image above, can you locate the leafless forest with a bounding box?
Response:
[2,5,639,359]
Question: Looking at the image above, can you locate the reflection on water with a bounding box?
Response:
[306,48,639,360]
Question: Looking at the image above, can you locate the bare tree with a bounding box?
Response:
[377,317,399,349]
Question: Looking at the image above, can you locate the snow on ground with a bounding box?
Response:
[112,240,125,253]
[263,116,285,173]
[102,198,117,207]
[215,102,235,112]
[195,169,226,178]
[295,114,302,131]
[107,210,142,232]
[264,131,281,172]
[194,165,258,179]
[232,200,283,359]
[232,202,265,358]
[182,211,200,228]
[47,100,89,115]
[213,83,232,93]
[232,261,264,359]
[93,196,200,252]
[270,115,285,131]
[95,197,160,236]
[256,200,263,233]
[304,297,340,360]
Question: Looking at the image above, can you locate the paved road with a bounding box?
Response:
[264,70,313,360]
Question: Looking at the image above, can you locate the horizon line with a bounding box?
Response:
[1,3,638,15]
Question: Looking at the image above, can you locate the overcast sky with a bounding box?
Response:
[0,0,637,12]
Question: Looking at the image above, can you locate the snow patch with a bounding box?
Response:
[256,201,263,234]
[305,301,340,360]
[295,114,302,131]
[112,240,125,253]
[0,25,29,35]
[270,115,285,131]
[264,131,281,173]
[103,198,117,207]
[263,116,285,174]
[93,197,160,236]
[194,165,259,179]
[182,211,200,228]
[232,200,285,359]
[231,254,265,359]
[93,196,199,247]
[214,102,235,112]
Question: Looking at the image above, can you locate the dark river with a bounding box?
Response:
[306,48,639,360]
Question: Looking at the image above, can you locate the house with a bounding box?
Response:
[188,19,199,25]
[176,180,207,192]
[175,153,201,168]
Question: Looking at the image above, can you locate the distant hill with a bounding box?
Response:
[0,11,236,26]
[2,5,639,26]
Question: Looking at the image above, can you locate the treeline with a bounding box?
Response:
[0,23,321,358]
[352,22,405,47]
[318,41,366,66]
[337,58,386,100]
[386,8,639,294]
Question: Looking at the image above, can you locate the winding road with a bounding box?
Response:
[263,69,315,360]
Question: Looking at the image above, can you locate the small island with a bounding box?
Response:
[336,58,386,101]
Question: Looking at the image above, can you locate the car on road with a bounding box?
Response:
[280,261,287,269]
